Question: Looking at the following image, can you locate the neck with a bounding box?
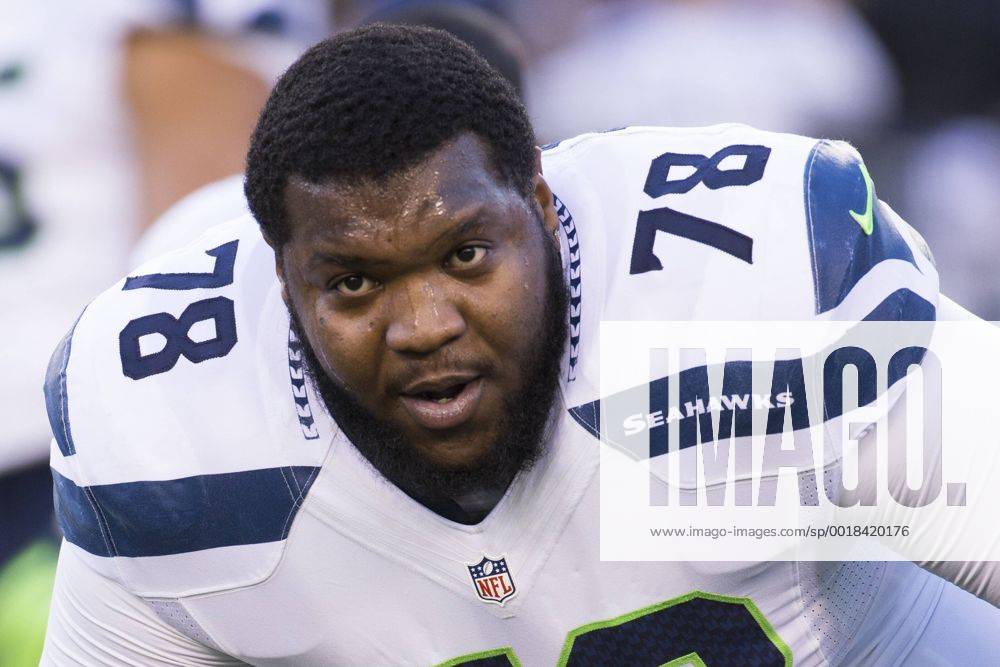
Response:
[401,481,510,525]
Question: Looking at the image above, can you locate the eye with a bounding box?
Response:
[331,274,380,296]
[447,245,489,269]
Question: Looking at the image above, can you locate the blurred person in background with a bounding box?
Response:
[131,0,529,265]
[525,0,899,143]
[0,2,328,664]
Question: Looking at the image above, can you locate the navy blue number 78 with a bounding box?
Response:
[119,240,239,380]
[630,144,770,274]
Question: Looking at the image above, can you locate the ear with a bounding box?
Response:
[531,147,560,239]
[273,247,291,307]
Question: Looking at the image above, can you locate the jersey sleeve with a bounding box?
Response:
[541,126,939,327]
[43,216,329,599]
[786,143,1000,603]
[42,542,243,666]
[799,143,1000,602]
[802,144,1000,603]
[543,127,943,464]
[802,138,938,322]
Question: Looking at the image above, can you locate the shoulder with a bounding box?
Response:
[46,216,331,597]
[802,139,937,319]
[542,125,938,323]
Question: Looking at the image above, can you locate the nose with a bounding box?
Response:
[385,278,466,355]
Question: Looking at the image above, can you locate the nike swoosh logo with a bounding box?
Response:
[849,162,875,236]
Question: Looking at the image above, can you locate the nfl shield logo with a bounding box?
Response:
[467,555,516,605]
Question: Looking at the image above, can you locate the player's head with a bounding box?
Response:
[244,24,567,511]
[245,23,535,248]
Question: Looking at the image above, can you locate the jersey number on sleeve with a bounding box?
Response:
[439,591,791,667]
[630,144,771,274]
[119,240,239,380]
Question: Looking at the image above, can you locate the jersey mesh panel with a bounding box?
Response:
[797,466,885,665]
[148,599,225,653]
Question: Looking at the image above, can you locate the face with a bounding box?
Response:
[277,133,568,500]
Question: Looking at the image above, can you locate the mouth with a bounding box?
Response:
[398,376,484,431]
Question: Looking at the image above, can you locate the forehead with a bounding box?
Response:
[283,133,515,244]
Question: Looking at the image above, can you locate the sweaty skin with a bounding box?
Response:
[276,133,560,471]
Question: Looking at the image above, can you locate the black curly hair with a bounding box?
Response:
[244,23,536,247]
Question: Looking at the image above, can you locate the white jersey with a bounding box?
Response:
[41,126,997,665]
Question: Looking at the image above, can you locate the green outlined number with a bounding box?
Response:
[557,591,791,666]
[439,591,791,667]
[436,647,521,667]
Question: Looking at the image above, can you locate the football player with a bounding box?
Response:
[41,25,1000,665]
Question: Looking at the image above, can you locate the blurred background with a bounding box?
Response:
[1,0,998,662]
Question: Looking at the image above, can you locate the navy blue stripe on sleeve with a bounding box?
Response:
[53,466,321,558]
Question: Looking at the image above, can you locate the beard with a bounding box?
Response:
[288,224,569,517]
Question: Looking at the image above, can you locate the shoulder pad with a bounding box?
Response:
[541,127,938,327]
[547,129,940,455]
[46,216,332,597]
[543,125,818,323]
